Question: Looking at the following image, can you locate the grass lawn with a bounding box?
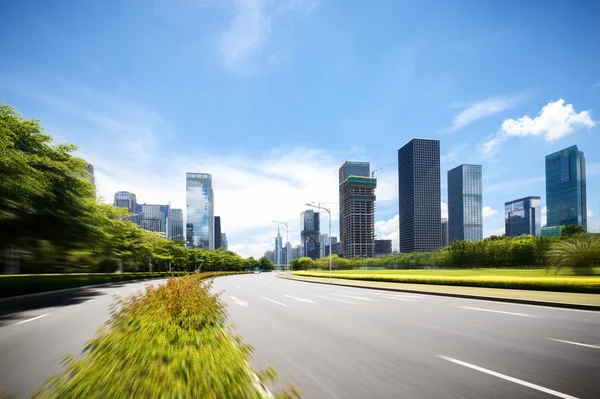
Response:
[293,268,600,293]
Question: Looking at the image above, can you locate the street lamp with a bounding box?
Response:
[305,203,332,281]
[272,221,289,273]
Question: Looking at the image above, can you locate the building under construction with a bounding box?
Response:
[340,175,377,258]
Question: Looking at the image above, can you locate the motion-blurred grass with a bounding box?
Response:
[293,269,600,293]
[34,273,297,399]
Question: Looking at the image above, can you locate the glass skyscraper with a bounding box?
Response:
[398,138,441,252]
[186,173,214,249]
[301,210,320,259]
[543,145,586,236]
[447,164,483,242]
[214,216,222,249]
[505,196,541,237]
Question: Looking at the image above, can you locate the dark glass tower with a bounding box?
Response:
[398,139,441,252]
[505,196,541,237]
[543,145,586,236]
[214,216,222,249]
[448,164,483,242]
[338,161,370,253]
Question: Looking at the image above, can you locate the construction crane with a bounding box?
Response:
[371,162,395,177]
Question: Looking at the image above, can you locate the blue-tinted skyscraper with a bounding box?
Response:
[505,196,541,237]
[301,210,320,259]
[543,145,587,236]
[398,139,441,252]
[186,173,214,249]
[448,164,483,242]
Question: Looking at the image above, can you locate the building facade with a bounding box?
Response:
[301,210,320,259]
[505,196,541,237]
[169,208,184,240]
[543,145,587,236]
[214,216,222,249]
[374,239,392,257]
[274,228,283,266]
[448,164,483,242]
[113,191,137,223]
[139,204,169,236]
[339,161,370,254]
[319,234,329,258]
[264,250,274,263]
[186,173,214,249]
[85,163,96,194]
[340,176,377,258]
[221,233,228,250]
[398,139,441,252]
[441,218,449,246]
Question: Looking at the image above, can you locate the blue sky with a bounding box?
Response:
[1,0,599,257]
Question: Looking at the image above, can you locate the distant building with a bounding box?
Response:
[301,210,320,259]
[113,191,137,223]
[324,236,339,256]
[542,145,587,237]
[85,163,96,194]
[374,239,392,257]
[221,233,228,250]
[319,234,329,258]
[186,173,214,249]
[448,164,483,242]
[139,204,169,236]
[214,216,222,249]
[274,228,283,266]
[285,242,292,265]
[505,196,541,237]
[339,161,370,256]
[291,245,303,260]
[441,218,449,246]
[340,176,377,258]
[398,139,441,252]
[169,209,184,240]
[264,250,275,263]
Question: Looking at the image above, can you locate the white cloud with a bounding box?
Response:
[450,95,523,132]
[441,201,448,219]
[541,206,547,227]
[589,208,595,217]
[217,0,316,73]
[482,206,498,219]
[482,99,596,157]
[375,214,399,252]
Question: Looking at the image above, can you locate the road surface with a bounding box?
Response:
[0,273,599,398]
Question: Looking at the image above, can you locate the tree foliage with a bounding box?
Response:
[561,224,586,238]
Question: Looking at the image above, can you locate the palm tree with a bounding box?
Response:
[547,237,600,275]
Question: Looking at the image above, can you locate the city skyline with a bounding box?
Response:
[2,1,599,257]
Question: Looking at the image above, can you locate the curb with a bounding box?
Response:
[0,277,165,305]
[278,275,600,311]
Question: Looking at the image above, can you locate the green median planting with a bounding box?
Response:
[34,273,298,399]
[292,269,600,294]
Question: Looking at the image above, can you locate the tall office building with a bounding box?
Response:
[505,197,541,237]
[186,173,214,249]
[113,191,137,223]
[85,163,96,194]
[448,164,483,242]
[542,146,587,237]
[274,228,283,266]
[285,242,292,265]
[339,161,370,252]
[324,236,339,256]
[139,204,170,236]
[264,250,275,263]
[319,234,329,258]
[340,176,377,258]
[374,239,392,257]
[441,218,449,246]
[169,209,184,240]
[214,216,222,249]
[301,210,320,259]
[291,245,303,260]
[221,233,228,250]
[398,138,441,252]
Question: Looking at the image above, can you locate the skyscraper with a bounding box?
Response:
[448,164,483,242]
[398,138,441,252]
[340,175,377,258]
[85,163,96,194]
[186,173,214,249]
[221,233,228,250]
[113,191,137,223]
[301,210,320,259]
[505,197,541,237]
[274,228,283,266]
[139,204,170,236]
[285,242,292,265]
[339,161,370,251]
[169,209,184,240]
[542,145,587,237]
[374,239,392,257]
[441,218,449,246]
[214,216,222,249]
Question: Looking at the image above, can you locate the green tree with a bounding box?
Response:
[292,257,314,270]
[561,224,586,238]
[258,256,274,271]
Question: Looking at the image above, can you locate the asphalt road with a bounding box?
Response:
[0,274,598,398]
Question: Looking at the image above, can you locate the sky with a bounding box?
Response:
[1,0,599,258]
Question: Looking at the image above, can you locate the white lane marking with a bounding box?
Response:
[316,295,356,304]
[381,296,416,301]
[230,296,248,307]
[236,285,244,290]
[262,297,289,307]
[459,306,535,317]
[15,313,50,325]
[547,338,600,349]
[331,293,374,301]
[83,299,97,304]
[437,355,578,399]
[284,295,316,304]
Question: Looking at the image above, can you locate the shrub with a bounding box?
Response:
[547,237,600,275]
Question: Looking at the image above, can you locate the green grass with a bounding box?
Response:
[293,268,600,294]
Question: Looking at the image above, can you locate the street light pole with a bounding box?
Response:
[305,203,332,281]
[273,221,289,274]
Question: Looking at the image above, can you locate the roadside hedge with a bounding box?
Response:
[0,272,190,298]
[34,273,297,398]
[293,271,600,294]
